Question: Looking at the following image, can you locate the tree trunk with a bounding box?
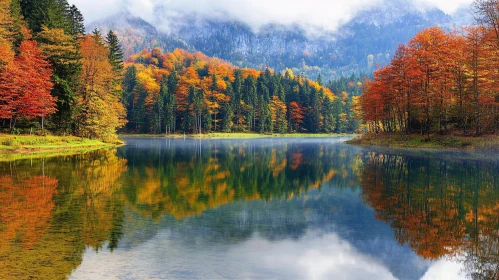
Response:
[158,105,161,134]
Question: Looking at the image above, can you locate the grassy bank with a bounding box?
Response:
[120,133,356,139]
[348,133,499,151]
[0,134,118,161]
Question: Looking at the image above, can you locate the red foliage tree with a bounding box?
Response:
[288,101,305,131]
[0,40,55,129]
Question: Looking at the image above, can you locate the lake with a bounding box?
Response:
[0,137,498,279]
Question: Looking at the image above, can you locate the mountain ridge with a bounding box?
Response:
[89,1,472,81]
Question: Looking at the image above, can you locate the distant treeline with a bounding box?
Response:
[122,48,364,134]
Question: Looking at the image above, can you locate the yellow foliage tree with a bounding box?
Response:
[0,0,15,69]
[270,96,288,133]
[77,35,127,141]
[0,0,15,41]
[37,26,79,66]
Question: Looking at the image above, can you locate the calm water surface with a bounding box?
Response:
[0,137,498,279]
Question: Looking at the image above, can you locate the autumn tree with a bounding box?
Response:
[205,74,227,131]
[270,96,288,133]
[0,0,132,139]
[37,26,80,131]
[0,0,16,42]
[0,40,55,130]
[76,35,126,141]
[0,0,14,71]
[360,26,499,136]
[288,101,304,132]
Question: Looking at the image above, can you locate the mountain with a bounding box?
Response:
[88,1,470,81]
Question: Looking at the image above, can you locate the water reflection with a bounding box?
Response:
[0,138,498,279]
[118,137,358,220]
[0,150,127,279]
[360,150,499,279]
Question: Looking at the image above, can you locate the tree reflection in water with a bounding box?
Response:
[0,150,127,279]
[360,151,499,279]
[0,138,359,279]
[118,138,354,220]
[2,138,499,279]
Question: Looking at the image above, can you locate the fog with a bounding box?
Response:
[69,0,473,34]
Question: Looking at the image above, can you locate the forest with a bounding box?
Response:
[5,1,499,143]
[359,1,499,138]
[0,0,364,141]
[122,48,362,134]
[0,0,126,142]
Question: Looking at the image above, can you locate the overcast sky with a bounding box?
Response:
[68,0,474,32]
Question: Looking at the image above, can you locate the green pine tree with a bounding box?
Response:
[222,83,234,132]
[106,30,124,73]
[122,66,137,131]
[68,4,84,37]
[243,76,257,131]
[317,73,323,86]
[91,28,105,46]
[20,0,72,33]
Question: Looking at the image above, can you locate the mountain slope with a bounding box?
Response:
[89,1,468,80]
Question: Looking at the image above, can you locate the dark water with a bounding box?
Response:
[0,137,498,279]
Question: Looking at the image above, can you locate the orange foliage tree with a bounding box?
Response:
[360,26,499,136]
[77,34,126,141]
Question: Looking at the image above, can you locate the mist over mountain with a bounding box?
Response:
[88,0,472,80]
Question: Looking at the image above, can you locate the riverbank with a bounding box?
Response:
[0,134,119,161]
[348,133,499,151]
[120,133,355,139]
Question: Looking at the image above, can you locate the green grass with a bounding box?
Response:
[0,146,115,162]
[0,134,119,161]
[348,133,499,151]
[120,132,356,139]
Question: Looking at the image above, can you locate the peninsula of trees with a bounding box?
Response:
[358,1,499,141]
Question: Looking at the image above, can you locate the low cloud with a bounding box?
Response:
[69,0,473,34]
[147,0,382,33]
[417,0,473,14]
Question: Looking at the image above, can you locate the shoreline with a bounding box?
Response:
[348,133,499,151]
[0,134,119,162]
[119,132,357,139]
